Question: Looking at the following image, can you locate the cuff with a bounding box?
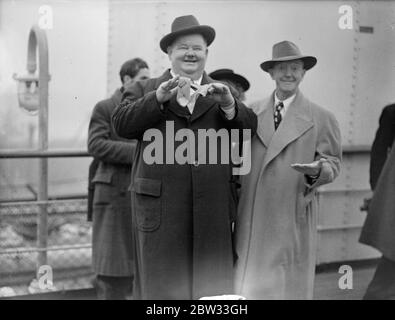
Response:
[305,161,335,189]
[221,104,236,120]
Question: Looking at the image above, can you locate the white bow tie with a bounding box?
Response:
[176,78,210,113]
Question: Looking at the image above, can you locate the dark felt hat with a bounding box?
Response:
[209,68,250,91]
[160,15,216,53]
[260,41,317,72]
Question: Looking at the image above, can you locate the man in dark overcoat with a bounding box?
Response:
[112,15,257,300]
[88,58,150,299]
[359,103,395,300]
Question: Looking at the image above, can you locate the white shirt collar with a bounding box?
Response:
[170,69,203,85]
[274,91,296,115]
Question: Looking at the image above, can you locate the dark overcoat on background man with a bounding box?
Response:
[360,104,395,261]
[359,105,395,299]
[112,69,257,299]
[88,88,136,276]
[369,104,395,190]
[360,146,395,261]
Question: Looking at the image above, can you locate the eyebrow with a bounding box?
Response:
[176,43,203,48]
[277,62,303,67]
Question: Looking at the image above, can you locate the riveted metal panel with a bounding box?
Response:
[106,0,394,264]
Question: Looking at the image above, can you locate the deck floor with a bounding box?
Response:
[4,263,376,300]
[314,265,375,300]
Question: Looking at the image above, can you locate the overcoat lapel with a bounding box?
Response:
[110,88,123,106]
[261,91,314,170]
[256,96,275,148]
[157,69,172,84]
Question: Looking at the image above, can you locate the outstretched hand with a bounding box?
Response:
[291,158,327,176]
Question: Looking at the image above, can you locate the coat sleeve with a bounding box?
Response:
[112,81,167,140]
[219,99,258,139]
[307,110,342,189]
[369,105,395,190]
[88,100,136,164]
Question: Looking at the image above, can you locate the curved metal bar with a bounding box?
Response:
[26,25,50,271]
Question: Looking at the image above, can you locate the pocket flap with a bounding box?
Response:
[133,178,161,197]
[92,171,113,184]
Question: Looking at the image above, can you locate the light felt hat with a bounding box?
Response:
[260,41,317,72]
[160,15,216,53]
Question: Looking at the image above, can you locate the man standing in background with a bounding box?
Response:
[359,103,395,300]
[209,68,250,102]
[88,58,150,299]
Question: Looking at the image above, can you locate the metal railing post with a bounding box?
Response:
[27,25,50,273]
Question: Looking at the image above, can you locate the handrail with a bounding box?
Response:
[0,149,90,159]
[0,145,370,159]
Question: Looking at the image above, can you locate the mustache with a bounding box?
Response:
[184,54,198,61]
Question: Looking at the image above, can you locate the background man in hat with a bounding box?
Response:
[209,68,250,102]
[234,41,342,299]
[359,103,395,300]
[88,58,150,299]
[112,15,257,300]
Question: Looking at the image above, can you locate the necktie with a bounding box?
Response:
[274,102,284,130]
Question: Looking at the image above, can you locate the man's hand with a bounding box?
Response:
[156,75,180,104]
[291,158,327,177]
[360,196,372,212]
[207,83,235,110]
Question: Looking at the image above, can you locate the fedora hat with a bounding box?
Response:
[260,41,317,72]
[209,68,250,91]
[160,15,215,53]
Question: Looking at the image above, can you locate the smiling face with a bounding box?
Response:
[167,34,208,80]
[269,59,305,100]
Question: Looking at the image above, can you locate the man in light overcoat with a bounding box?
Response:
[234,41,342,299]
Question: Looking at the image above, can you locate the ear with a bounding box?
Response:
[167,46,173,59]
[123,75,132,84]
[301,69,306,79]
[268,69,275,80]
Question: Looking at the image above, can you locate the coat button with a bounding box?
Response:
[193,160,199,167]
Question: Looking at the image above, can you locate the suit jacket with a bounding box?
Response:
[112,69,257,299]
[369,104,395,190]
[235,90,342,299]
[87,88,136,276]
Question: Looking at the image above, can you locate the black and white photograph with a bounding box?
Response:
[0,0,394,307]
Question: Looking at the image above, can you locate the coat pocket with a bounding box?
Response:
[132,178,162,232]
[92,172,114,205]
[296,190,316,221]
[296,192,309,221]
